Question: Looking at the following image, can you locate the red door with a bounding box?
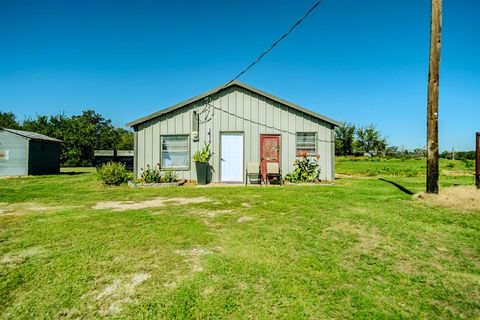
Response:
[260,135,280,181]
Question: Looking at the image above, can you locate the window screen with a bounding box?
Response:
[296,132,316,156]
[161,135,189,168]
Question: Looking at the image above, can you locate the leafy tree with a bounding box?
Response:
[114,128,134,150]
[23,110,119,166]
[355,124,387,156]
[335,122,356,156]
[0,111,21,129]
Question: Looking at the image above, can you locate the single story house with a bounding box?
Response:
[127,81,340,183]
[0,128,62,176]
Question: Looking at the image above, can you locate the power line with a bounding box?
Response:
[224,0,324,87]
[195,1,325,124]
[208,102,334,143]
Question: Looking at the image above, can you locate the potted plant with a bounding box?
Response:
[192,143,211,185]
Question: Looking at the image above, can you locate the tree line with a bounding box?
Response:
[1,110,133,166]
[1,111,474,165]
[335,122,387,156]
[335,122,475,160]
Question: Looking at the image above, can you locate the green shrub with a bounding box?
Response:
[446,162,455,168]
[139,164,179,183]
[140,163,162,183]
[97,162,129,186]
[285,154,320,183]
[463,159,474,169]
[163,168,178,183]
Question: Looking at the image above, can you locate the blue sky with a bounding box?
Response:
[1,0,478,151]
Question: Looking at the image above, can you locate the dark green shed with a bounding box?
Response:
[0,128,62,176]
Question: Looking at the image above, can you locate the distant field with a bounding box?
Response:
[336,156,475,177]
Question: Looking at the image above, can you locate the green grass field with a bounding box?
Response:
[1,159,479,319]
[336,156,475,177]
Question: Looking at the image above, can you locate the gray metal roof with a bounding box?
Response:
[1,128,63,143]
[126,81,340,128]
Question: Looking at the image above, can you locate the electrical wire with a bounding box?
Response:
[195,0,325,122]
[206,100,334,144]
[194,0,328,142]
[224,0,324,87]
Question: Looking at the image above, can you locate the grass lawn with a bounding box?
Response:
[336,156,475,177]
[1,160,479,319]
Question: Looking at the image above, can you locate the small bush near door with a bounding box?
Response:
[284,153,320,183]
[97,162,129,185]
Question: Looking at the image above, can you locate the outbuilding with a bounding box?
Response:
[127,81,339,183]
[0,128,62,176]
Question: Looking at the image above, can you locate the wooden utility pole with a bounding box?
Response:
[426,0,442,194]
[476,132,480,189]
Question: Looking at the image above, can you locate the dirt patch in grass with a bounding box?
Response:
[192,209,234,217]
[93,197,209,211]
[442,170,474,177]
[1,246,45,265]
[0,202,77,216]
[237,216,253,223]
[325,222,385,253]
[176,247,211,272]
[164,246,212,288]
[86,273,151,316]
[323,221,392,270]
[394,258,421,275]
[415,186,480,211]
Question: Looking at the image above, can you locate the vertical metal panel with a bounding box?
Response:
[258,95,266,133]
[250,93,259,164]
[152,122,160,168]
[133,130,138,177]
[135,86,336,182]
[265,97,273,129]
[137,123,145,174]
[0,131,28,176]
[236,88,244,130]
[144,123,153,167]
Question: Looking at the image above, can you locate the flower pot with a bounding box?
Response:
[195,162,209,185]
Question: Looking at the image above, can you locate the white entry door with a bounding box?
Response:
[220,133,244,182]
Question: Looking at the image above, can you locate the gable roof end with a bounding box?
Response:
[126,81,340,128]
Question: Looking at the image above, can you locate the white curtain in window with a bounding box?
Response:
[161,135,189,168]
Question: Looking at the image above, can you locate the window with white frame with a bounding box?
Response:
[296,132,316,156]
[161,135,189,168]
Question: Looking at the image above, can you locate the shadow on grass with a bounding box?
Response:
[378,178,415,195]
[59,171,89,176]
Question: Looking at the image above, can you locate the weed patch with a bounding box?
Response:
[415,186,480,211]
[93,197,209,211]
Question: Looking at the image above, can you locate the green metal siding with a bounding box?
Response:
[0,131,28,176]
[135,86,336,182]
